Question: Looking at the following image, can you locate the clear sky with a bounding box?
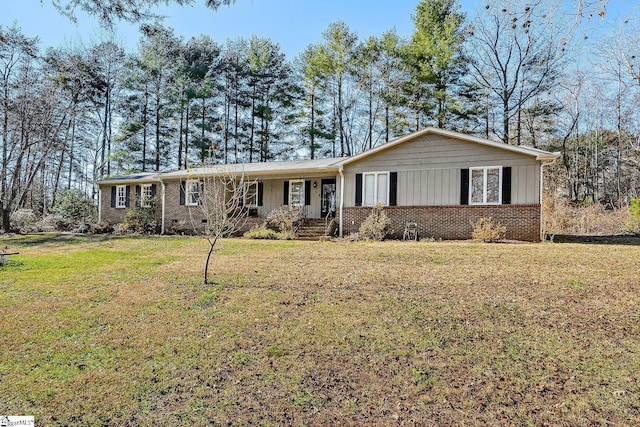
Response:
[2,0,638,58]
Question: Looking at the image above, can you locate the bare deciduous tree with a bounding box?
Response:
[467,0,566,145]
[186,167,251,284]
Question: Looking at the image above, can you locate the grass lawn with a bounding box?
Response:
[0,233,639,426]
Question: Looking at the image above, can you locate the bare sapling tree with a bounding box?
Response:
[186,167,252,284]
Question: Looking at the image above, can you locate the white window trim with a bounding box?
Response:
[362,171,390,207]
[186,179,200,206]
[141,183,153,207]
[244,182,259,207]
[289,179,305,206]
[469,166,502,205]
[115,185,127,209]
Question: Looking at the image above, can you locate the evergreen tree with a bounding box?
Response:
[402,0,467,129]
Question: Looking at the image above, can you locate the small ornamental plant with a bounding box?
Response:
[470,217,507,242]
[359,204,391,241]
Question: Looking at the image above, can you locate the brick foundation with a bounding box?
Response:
[342,205,541,242]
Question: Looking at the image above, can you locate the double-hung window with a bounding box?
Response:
[363,172,389,206]
[140,184,154,207]
[470,166,502,205]
[186,180,200,206]
[289,180,305,206]
[244,182,258,207]
[115,185,127,209]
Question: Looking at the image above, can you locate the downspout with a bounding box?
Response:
[97,185,102,223]
[339,165,345,237]
[161,180,166,235]
[539,162,545,241]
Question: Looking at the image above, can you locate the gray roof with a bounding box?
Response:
[97,172,159,185]
[160,157,340,180]
[97,127,560,185]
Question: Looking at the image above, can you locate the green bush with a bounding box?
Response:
[358,204,391,241]
[243,227,290,240]
[122,201,158,234]
[470,217,507,242]
[622,198,640,235]
[51,190,97,225]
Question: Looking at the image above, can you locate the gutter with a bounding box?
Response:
[338,165,345,237]
[536,151,562,162]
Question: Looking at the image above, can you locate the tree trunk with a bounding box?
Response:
[249,85,255,163]
[1,83,10,231]
[155,93,161,171]
[178,98,184,169]
[338,74,344,157]
[502,91,510,144]
[67,113,76,189]
[310,92,315,159]
[142,88,148,172]
[185,100,190,168]
[201,96,206,163]
[204,236,218,284]
[385,104,389,143]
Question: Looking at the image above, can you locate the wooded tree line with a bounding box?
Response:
[1,0,639,230]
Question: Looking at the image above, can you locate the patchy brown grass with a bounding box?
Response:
[1,234,639,426]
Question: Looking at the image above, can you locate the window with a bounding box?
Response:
[115,185,127,209]
[470,166,502,205]
[244,182,258,207]
[186,180,200,206]
[141,184,154,207]
[362,172,389,206]
[289,180,305,206]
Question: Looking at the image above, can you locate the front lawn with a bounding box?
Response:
[1,234,638,426]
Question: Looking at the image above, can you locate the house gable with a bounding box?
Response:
[339,131,551,207]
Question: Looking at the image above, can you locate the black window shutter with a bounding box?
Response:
[355,173,363,206]
[110,186,116,208]
[283,181,289,205]
[151,184,157,198]
[389,172,398,206]
[304,180,311,206]
[258,182,264,207]
[460,169,469,205]
[135,185,141,207]
[125,186,131,208]
[180,181,185,205]
[198,181,204,205]
[502,167,512,205]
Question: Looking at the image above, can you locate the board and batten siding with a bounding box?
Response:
[255,176,335,218]
[342,134,541,206]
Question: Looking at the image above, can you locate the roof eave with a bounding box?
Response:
[158,165,340,181]
[536,152,562,162]
[337,127,560,165]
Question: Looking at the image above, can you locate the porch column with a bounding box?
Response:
[339,166,345,237]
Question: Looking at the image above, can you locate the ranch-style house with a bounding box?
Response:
[97,127,560,241]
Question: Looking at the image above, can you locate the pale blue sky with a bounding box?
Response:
[2,1,638,57]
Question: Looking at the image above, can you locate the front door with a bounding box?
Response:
[321,179,336,218]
